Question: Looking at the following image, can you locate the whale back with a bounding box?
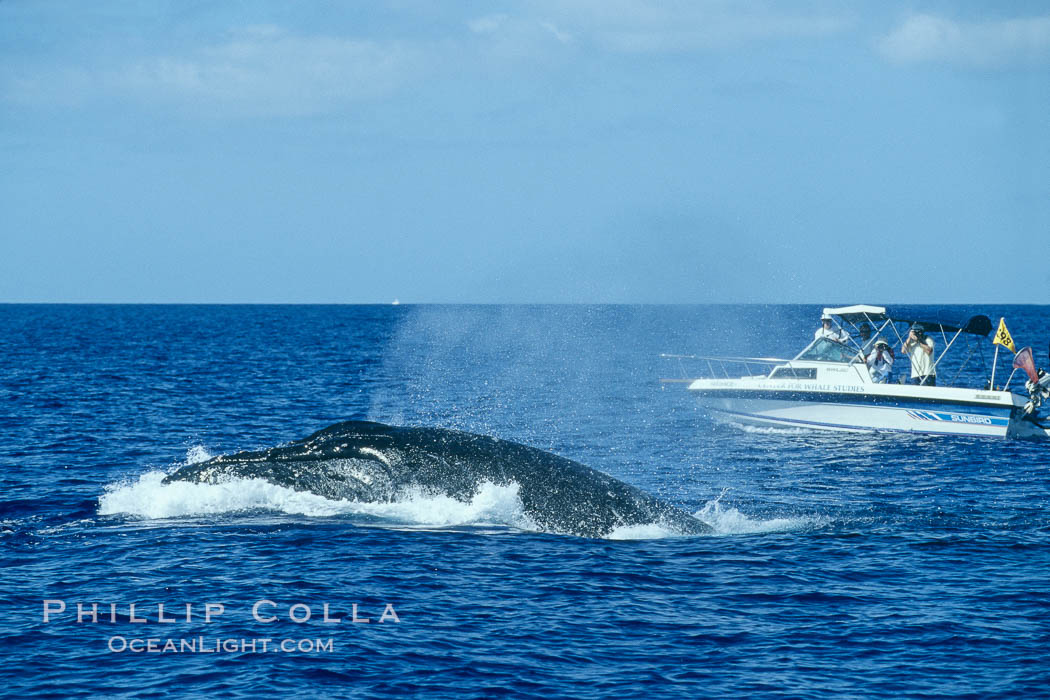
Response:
[163,420,708,538]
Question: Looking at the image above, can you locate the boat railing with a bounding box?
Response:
[659,354,792,382]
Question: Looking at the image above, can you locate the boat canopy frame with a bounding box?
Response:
[819,305,993,388]
[823,305,993,338]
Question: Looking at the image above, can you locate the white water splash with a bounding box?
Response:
[726,421,816,436]
[329,483,536,529]
[605,522,682,540]
[185,445,213,464]
[98,471,536,530]
[695,489,825,535]
[98,465,820,539]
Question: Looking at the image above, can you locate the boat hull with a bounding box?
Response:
[688,383,1042,438]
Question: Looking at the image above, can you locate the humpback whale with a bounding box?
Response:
[163,420,709,538]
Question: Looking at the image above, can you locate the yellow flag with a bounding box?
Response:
[993,317,1016,353]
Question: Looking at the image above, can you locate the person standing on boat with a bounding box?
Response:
[902,324,936,386]
[856,323,874,351]
[815,313,849,343]
[866,339,894,383]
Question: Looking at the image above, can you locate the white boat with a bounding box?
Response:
[662,305,1050,439]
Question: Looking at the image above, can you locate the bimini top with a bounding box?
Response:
[916,315,994,337]
[823,305,993,337]
[823,305,888,323]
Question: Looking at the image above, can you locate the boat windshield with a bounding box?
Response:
[795,337,857,364]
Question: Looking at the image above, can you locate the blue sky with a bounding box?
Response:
[2,1,1048,303]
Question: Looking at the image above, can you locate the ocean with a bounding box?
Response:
[2,304,1048,698]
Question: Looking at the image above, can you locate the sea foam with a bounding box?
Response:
[98,470,536,530]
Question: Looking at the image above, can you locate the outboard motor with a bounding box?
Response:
[1013,345,1050,416]
[1025,369,1050,416]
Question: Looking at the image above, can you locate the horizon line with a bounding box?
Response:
[2,301,1047,307]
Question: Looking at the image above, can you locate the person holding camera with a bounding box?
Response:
[866,339,895,383]
[901,324,936,386]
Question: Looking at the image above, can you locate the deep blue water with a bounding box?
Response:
[2,304,1049,698]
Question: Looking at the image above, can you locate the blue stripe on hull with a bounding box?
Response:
[694,389,1008,414]
[709,407,1009,436]
[904,409,1009,428]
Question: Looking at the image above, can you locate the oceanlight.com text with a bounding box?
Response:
[107,636,335,654]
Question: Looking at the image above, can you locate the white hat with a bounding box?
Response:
[821,313,832,321]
